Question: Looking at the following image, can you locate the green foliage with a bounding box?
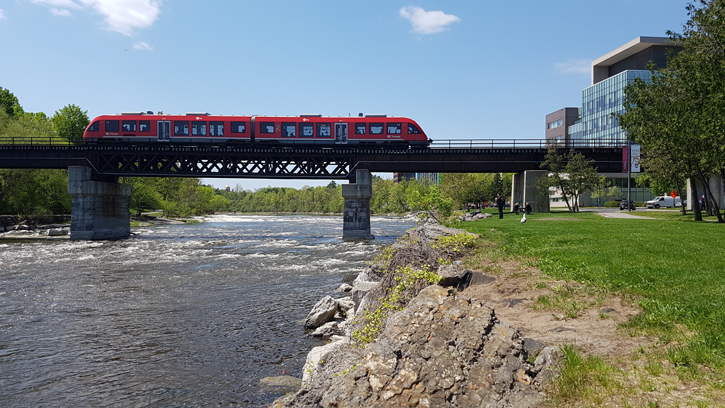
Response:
[604,201,620,208]
[52,104,89,142]
[352,265,441,346]
[0,87,24,118]
[0,169,71,215]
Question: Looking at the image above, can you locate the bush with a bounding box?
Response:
[604,201,620,208]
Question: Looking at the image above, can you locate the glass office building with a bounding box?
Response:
[568,70,652,147]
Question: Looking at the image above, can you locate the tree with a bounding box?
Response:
[124,178,163,216]
[0,87,23,118]
[618,0,725,222]
[538,147,599,212]
[52,104,89,142]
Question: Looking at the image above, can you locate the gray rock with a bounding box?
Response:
[301,337,348,387]
[523,338,546,358]
[437,264,474,291]
[468,272,497,286]
[336,297,354,314]
[14,224,30,231]
[303,296,338,329]
[351,281,378,313]
[48,228,68,236]
[281,285,545,408]
[336,283,353,293]
[309,321,344,339]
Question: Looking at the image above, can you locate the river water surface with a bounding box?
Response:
[0,215,416,407]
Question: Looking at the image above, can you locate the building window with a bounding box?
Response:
[355,123,366,134]
[369,123,384,135]
[139,120,150,132]
[317,123,331,137]
[387,123,401,134]
[282,122,296,137]
[105,120,120,132]
[210,121,224,136]
[259,122,275,134]
[174,121,189,136]
[300,123,314,137]
[192,121,207,136]
[122,120,136,132]
[88,121,99,131]
[547,119,563,129]
[231,121,246,133]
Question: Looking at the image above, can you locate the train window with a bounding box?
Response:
[408,124,421,134]
[139,121,150,132]
[259,122,275,134]
[300,123,314,137]
[105,120,120,132]
[122,120,136,132]
[174,121,189,136]
[387,123,401,134]
[317,123,331,138]
[88,121,99,131]
[355,123,366,134]
[282,122,296,137]
[369,123,384,135]
[210,121,224,136]
[231,121,246,133]
[192,121,207,136]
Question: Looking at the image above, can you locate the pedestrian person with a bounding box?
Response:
[525,202,532,215]
[496,193,505,219]
[513,202,520,215]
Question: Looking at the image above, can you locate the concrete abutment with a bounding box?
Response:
[511,170,550,213]
[342,169,374,240]
[68,166,131,240]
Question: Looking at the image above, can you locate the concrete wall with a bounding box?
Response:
[68,166,131,240]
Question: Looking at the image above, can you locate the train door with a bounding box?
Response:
[157,121,170,141]
[335,123,348,144]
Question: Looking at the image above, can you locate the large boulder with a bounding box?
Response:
[280,285,547,408]
[309,321,344,339]
[48,228,69,236]
[303,296,338,329]
[351,281,378,313]
[437,264,474,291]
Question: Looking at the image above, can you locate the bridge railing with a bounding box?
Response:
[428,139,626,149]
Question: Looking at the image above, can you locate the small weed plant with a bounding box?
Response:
[352,265,441,346]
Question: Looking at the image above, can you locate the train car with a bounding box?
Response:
[84,112,430,146]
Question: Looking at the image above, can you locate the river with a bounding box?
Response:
[0,215,416,407]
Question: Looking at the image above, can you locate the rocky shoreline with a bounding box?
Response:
[270,221,561,408]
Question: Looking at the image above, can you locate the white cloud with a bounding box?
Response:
[0,9,6,21]
[31,0,82,9]
[133,41,153,50]
[399,6,460,34]
[50,7,72,16]
[29,0,161,35]
[555,59,591,74]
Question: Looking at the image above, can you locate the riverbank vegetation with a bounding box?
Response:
[455,210,725,406]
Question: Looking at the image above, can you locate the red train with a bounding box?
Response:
[83,112,430,147]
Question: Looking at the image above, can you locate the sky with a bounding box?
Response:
[0,0,691,190]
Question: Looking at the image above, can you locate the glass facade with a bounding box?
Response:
[568,70,652,147]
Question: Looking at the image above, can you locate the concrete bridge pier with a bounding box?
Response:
[68,166,131,240]
[511,170,550,213]
[342,169,374,240]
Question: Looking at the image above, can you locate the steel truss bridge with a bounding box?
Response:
[0,138,624,179]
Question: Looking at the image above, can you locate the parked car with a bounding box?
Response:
[620,199,636,210]
[645,196,682,209]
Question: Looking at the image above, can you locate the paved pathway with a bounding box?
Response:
[582,208,654,219]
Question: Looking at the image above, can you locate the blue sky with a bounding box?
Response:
[0,0,689,190]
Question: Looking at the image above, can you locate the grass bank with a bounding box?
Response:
[451,209,725,404]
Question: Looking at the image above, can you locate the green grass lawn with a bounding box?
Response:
[453,210,725,368]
